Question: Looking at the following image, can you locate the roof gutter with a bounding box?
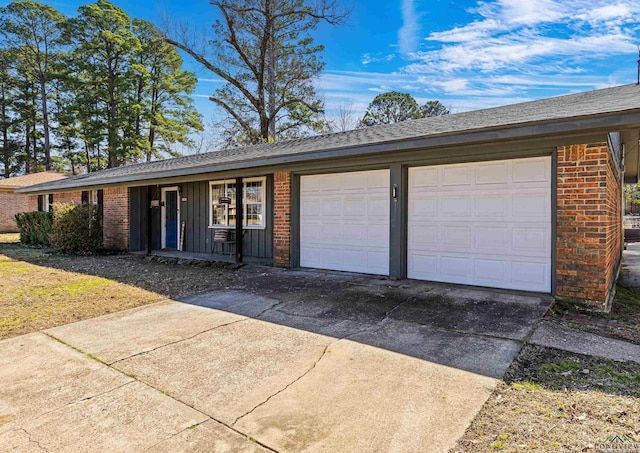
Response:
[17,110,640,194]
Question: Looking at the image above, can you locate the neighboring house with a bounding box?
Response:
[0,172,68,233]
[18,84,640,311]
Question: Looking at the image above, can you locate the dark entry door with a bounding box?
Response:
[165,190,178,249]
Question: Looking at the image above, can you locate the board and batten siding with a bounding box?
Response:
[128,177,274,259]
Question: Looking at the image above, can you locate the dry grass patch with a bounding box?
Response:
[453,345,640,452]
[0,233,20,243]
[0,241,237,340]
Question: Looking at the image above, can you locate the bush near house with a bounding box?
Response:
[15,204,103,253]
[14,211,53,246]
[49,203,102,254]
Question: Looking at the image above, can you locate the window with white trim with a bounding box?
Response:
[209,177,266,229]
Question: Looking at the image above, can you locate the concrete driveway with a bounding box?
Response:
[0,268,551,452]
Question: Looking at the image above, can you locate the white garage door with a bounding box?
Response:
[300,170,390,275]
[408,157,551,292]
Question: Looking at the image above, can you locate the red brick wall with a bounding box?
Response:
[103,187,129,250]
[52,191,82,205]
[0,191,28,233]
[273,172,291,267]
[556,143,622,310]
[27,195,38,212]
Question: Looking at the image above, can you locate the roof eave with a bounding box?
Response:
[17,109,640,194]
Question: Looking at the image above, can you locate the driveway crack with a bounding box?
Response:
[110,298,289,365]
[35,380,136,420]
[109,318,249,365]
[15,428,48,452]
[144,419,208,452]
[232,321,377,426]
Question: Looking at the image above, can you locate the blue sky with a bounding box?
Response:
[6,0,640,141]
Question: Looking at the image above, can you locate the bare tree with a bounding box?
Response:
[162,0,349,146]
[328,99,358,132]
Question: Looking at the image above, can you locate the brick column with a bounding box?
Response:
[103,187,130,251]
[556,143,622,311]
[273,172,292,268]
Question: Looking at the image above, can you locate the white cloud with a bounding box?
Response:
[398,0,420,54]
[417,0,639,73]
[198,78,224,84]
[361,53,395,66]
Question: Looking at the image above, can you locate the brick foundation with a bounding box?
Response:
[0,191,29,233]
[103,187,130,250]
[273,172,291,267]
[556,143,622,311]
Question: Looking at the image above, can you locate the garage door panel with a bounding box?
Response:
[441,256,472,279]
[442,226,471,249]
[512,159,549,183]
[474,227,509,251]
[367,196,389,217]
[512,192,549,218]
[512,227,549,255]
[409,194,437,217]
[301,199,322,217]
[476,162,508,185]
[474,258,508,285]
[321,198,343,216]
[475,194,509,217]
[343,172,369,190]
[411,167,438,187]
[440,195,472,217]
[366,222,389,242]
[408,157,551,292]
[408,254,438,279]
[442,164,472,186]
[300,170,390,275]
[300,175,324,192]
[343,197,366,216]
[511,261,549,290]
[409,225,439,247]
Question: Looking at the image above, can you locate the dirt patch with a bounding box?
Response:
[453,345,640,452]
[0,244,237,340]
[548,284,640,345]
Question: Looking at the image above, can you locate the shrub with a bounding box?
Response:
[14,211,53,246]
[49,203,103,254]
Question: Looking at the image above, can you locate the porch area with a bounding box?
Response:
[133,249,273,266]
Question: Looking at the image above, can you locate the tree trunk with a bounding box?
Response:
[267,28,276,140]
[1,84,9,178]
[147,86,158,162]
[107,58,118,168]
[84,141,91,173]
[39,77,51,170]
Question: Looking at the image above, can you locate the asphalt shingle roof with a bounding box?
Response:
[0,171,67,189]
[18,83,640,193]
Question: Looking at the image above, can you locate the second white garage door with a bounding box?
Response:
[300,170,390,275]
[408,157,551,292]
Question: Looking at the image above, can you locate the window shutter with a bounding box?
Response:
[37,195,43,212]
[97,190,104,205]
[48,194,54,212]
[81,191,89,203]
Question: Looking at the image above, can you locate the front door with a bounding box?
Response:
[162,188,179,249]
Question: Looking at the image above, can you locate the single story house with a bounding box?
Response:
[0,172,69,232]
[18,84,640,311]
